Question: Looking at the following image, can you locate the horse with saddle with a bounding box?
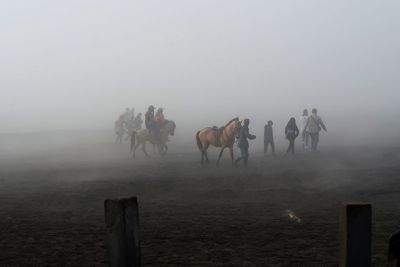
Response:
[196,117,242,166]
[130,106,176,158]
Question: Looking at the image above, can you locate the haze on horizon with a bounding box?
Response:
[1,0,399,141]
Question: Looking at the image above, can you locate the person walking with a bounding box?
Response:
[235,119,256,167]
[285,117,299,155]
[133,113,143,130]
[305,108,327,152]
[299,109,309,150]
[114,115,125,143]
[264,120,275,156]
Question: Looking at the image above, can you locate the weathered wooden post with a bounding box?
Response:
[339,202,371,267]
[388,231,400,267]
[104,197,140,267]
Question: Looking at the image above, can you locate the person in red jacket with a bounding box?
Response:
[155,108,165,124]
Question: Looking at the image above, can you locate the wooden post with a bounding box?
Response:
[339,202,371,267]
[105,197,140,267]
[388,231,400,267]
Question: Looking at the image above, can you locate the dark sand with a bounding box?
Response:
[1,142,400,266]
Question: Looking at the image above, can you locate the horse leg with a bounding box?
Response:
[200,147,205,165]
[200,142,208,165]
[216,146,226,166]
[160,144,168,156]
[164,144,168,154]
[133,141,140,159]
[156,144,161,155]
[229,146,234,166]
[203,143,211,164]
[142,142,150,158]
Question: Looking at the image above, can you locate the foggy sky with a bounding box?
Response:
[1,0,400,133]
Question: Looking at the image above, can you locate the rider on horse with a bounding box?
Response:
[133,113,143,130]
[155,108,165,124]
[154,108,167,141]
[145,105,163,142]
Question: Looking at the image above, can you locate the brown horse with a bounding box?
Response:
[196,118,242,166]
[130,120,176,158]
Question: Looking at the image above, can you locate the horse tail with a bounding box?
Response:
[130,131,136,152]
[196,130,203,151]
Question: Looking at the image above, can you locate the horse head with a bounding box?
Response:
[225,117,241,138]
[165,120,176,136]
[233,120,242,138]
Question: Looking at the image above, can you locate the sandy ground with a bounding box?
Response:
[1,141,400,266]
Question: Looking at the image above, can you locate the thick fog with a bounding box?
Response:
[1,1,400,147]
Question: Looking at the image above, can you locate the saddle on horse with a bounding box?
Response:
[212,126,225,147]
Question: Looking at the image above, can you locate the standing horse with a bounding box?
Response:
[196,118,242,166]
[130,120,176,158]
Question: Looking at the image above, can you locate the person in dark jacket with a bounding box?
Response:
[285,117,299,155]
[235,119,256,167]
[145,105,160,140]
[264,120,275,156]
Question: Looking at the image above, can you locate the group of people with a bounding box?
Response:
[114,108,143,143]
[115,105,168,143]
[116,106,327,166]
[283,108,327,155]
[235,108,327,167]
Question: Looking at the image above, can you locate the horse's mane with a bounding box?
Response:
[225,117,239,127]
[164,120,176,128]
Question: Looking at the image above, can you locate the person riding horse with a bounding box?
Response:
[133,113,143,130]
[131,118,176,158]
[145,105,159,141]
[155,108,165,124]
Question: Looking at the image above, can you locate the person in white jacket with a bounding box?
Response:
[299,109,309,150]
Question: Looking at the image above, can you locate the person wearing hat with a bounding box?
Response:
[235,118,256,167]
[264,120,275,156]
